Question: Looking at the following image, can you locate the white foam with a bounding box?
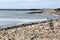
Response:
[0,18,47,21]
[0,18,47,29]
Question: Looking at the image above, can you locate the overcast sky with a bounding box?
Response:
[0,0,60,9]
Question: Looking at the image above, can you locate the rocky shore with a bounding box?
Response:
[42,8,60,16]
[0,19,60,40]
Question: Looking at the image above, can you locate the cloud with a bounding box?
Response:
[0,0,60,8]
[0,0,18,3]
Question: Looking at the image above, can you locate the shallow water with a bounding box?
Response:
[0,10,60,29]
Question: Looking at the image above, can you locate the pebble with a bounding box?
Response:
[0,20,60,40]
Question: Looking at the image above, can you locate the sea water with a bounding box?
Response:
[0,10,60,29]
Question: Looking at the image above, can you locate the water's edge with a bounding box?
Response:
[0,18,59,30]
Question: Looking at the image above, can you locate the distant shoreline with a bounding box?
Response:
[0,9,41,11]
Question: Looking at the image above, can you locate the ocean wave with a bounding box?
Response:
[0,18,47,21]
[0,18,47,29]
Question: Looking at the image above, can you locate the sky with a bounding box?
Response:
[0,0,60,9]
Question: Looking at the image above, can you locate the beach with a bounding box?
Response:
[0,20,60,40]
[0,9,60,40]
